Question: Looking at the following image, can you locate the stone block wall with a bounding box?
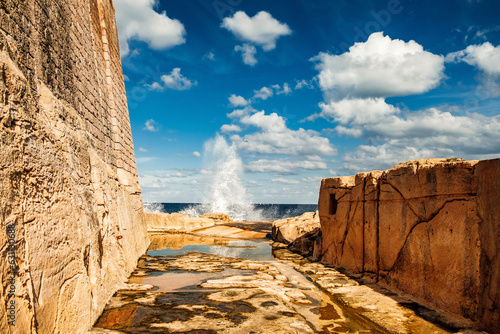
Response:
[318,158,499,333]
[0,0,149,333]
[0,0,136,174]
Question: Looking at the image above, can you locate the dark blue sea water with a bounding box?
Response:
[143,202,318,221]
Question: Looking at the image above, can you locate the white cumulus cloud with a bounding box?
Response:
[221,11,292,51]
[161,68,197,90]
[312,32,445,98]
[227,106,256,119]
[328,106,500,173]
[230,111,337,156]
[272,83,292,95]
[272,178,300,184]
[143,119,160,132]
[192,151,201,158]
[220,124,242,133]
[234,44,258,66]
[313,98,399,125]
[446,42,500,75]
[146,81,163,91]
[295,79,314,90]
[114,0,186,57]
[246,158,328,175]
[253,86,273,100]
[228,94,250,107]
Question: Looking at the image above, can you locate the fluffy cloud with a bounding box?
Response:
[230,111,337,156]
[220,124,242,133]
[146,81,163,91]
[234,44,258,66]
[312,32,445,98]
[253,86,273,100]
[143,119,160,132]
[137,147,148,153]
[114,0,185,57]
[272,83,292,95]
[221,11,292,51]
[329,106,500,173]
[295,79,313,90]
[160,68,197,90]
[228,94,250,107]
[147,68,196,91]
[312,98,399,125]
[272,178,300,184]
[246,158,328,175]
[192,151,201,158]
[227,106,256,119]
[446,42,500,75]
[340,144,455,174]
[305,32,499,174]
[203,51,215,61]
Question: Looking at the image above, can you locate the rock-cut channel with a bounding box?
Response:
[90,231,383,333]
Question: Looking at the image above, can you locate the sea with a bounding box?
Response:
[143,202,318,221]
[144,136,319,221]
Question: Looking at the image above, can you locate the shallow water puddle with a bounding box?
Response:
[149,239,274,261]
[93,233,382,333]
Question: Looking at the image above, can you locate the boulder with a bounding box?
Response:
[272,211,320,244]
[288,228,322,261]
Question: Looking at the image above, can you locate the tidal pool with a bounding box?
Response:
[148,239,274,261]
[93,233,384,333]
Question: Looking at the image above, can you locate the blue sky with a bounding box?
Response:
[114,0,500,204]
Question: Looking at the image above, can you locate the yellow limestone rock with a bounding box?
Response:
[318,158,500,333]
[272,211,320,244]
[0,1,149,333]
[200,212,234,223]
[144,212,216,232]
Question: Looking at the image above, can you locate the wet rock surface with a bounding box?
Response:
[90,232,488,334]
[90,233,383,333]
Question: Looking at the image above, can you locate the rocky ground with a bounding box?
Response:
[89,236,380,333]
[89,222,488,334]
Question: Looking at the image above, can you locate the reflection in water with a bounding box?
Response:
[148,232,229,251]
[93,233,383,333]
[128,268,256,293]
[149,237,274,261]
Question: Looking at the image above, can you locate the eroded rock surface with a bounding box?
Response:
[272,211,320,244]
[318,158,500,333]
[91,233,385,333]
[144,212,216,232]
[275,247,485,334]
[200,212,234,223]
[0,1,149,333]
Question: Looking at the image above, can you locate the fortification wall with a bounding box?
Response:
[0,0,149,332]
[318,158,499,333]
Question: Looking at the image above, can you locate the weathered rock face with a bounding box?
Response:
[318,158,500,333]
[200,212,234,223]
[0,1,149,333]
[144,212,216,232]
[272,211,320,244]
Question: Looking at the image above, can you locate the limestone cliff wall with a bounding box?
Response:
[0,0,149,333]
[318,158,499,333]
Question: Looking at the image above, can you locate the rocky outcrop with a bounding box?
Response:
[144,212,216,232]
[0,1,149,333]
[318,158,500,333]
[272,211,320,244]
[200,212,234,223]
[287,228,322,261]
